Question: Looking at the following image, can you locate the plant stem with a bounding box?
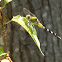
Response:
[0,12,7,52]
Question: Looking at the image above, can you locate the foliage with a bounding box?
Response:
[0,1,45,62]
[0,0,12,10]
[0,46,4,55]
[8,15,44,56]
[0,0,44,56]
[0,0,12,62]
[4,0,12,4]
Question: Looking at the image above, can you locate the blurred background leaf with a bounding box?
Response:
[0,46,4,55]
[4,0,12,4]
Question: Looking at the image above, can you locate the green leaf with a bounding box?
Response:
[4,0,12,4]
[0,52,9,60]
[11,15,44,56]
[0,46,4,55]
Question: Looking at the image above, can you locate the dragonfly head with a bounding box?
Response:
[26,15,31,20]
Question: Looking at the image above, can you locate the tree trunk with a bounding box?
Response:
[0,0,62,62]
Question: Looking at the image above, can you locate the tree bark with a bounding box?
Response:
[0,0,62,62]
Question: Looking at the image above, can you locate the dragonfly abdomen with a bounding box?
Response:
[45,27,61,39]
[37,23,61,39]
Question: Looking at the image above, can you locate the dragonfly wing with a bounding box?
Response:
[23,8,40,23]
[23,8,36,17]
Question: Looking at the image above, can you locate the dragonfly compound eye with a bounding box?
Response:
[26,15,31,19]
[28,16,30,19]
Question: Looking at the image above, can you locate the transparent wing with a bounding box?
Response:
[23,8,40,23]
[23,8,36,17]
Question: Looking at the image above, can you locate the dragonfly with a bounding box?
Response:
[23,8,61,39]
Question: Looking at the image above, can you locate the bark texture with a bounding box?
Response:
[0,0,62,62]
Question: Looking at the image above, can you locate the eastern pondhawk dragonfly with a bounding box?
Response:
[23,8,61,39]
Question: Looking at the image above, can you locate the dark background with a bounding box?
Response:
[0,0,62,62]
